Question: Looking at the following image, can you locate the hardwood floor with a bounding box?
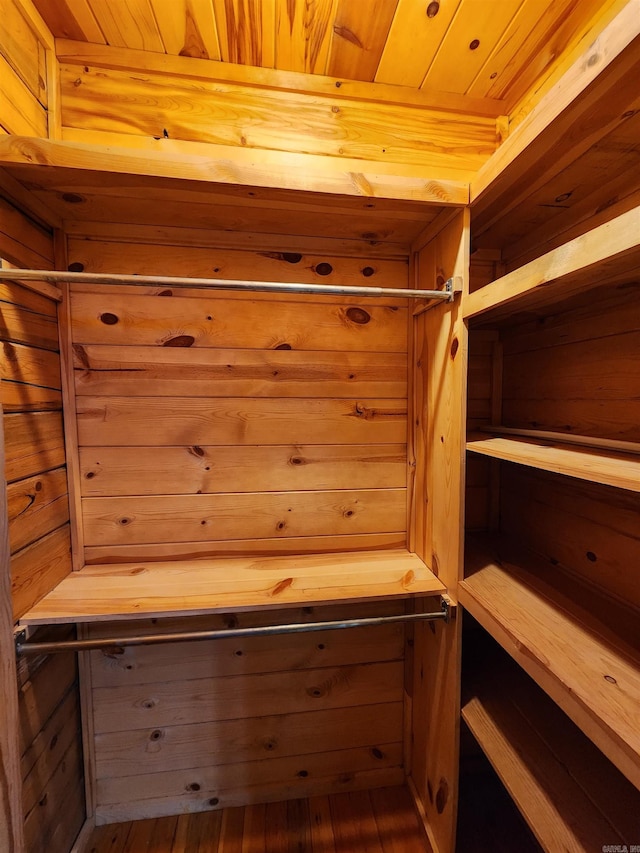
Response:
[84,786,431,852]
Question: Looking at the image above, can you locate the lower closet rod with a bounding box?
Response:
[16,602,450,656]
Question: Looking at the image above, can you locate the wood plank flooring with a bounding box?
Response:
[84,786,431,852]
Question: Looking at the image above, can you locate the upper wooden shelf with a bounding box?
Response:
[466,430,640,492]
[464,205,640,322]
[460,534,640,791]
[18,549,445,625]
[463,650,640,850]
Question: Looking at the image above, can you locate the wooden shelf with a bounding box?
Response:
[18,549,446,625]
[466,431,640,492]
[463,653,640,851]
[463,205,640,322]
[459,534,640,790]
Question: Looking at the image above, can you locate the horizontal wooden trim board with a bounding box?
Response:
[81,489,408,546]
[73,346,407,399]
[19,550,445,624]
[0,136,470,205]
[69,292,408,353]
[466,433,640,492]
[460,534,640,790]
[78,445,407,496]
[76,398,407,446]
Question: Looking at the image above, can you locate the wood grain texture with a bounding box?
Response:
[78,444,407,497]
[19,550,445,624]
[70,291,407,352]
[463,649,640,851]
[11,523,72,620]
[73,346,407,399]
[7,467,69,553]
[3,411,65,483]
[461,534,640,790]
[83,532,408,565]
[83,785,429,850]
[76,397,407,447]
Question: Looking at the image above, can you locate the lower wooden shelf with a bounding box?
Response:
[459,534,640,791]
[462,652,640,852]
[18,549,446,625]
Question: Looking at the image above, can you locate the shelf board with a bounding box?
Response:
[463,654,640,851]
[18,549,446,625]
[466,431,640,492]
[459,534,640,790]
[463,205,640,322]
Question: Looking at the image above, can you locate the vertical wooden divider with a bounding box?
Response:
[0,388,25,852]
[54,232,84,571]
[408,208,469,853]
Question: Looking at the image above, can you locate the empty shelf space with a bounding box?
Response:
[18,549,446,625]
[463,205,640,322]
[466,430,640,492]
[463,652,640,851]
[459,535,640,790]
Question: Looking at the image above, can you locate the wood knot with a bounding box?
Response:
[436,778,449,814]
[426,1,440,16]
[469,39,480,50]
[162,335,194,347]
[371,747,384,759]
[271,577,293,596]
[187,782,201,792]
[158,289,173,296]
[62,193,85,204]
[297,769,309,777]
[149,729,163,741]
[275,343,292,350]
[314,262,333,276]
[188,445,205,458]
[100,312,119,325]
[361,266,375,277]
[346,307,371,324]
[307,686,325,698]
[289,456,305,466]
[450,337,459,359]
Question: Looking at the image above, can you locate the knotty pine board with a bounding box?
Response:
[78,445,407,497]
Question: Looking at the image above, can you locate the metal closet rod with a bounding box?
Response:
[15,602,450,657]
[0,268,454,301]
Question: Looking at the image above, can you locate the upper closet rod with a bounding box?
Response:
[0,268,455,301]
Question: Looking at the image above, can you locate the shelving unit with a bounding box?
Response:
[460,535,640,789]
[466,430,640,492]
[463,60,640,848]
[462,640,640,851]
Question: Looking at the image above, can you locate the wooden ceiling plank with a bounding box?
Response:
[375,0,462,88]
[55,39,504,117]
[505,0,631,119]
[465,0,574,100]
[212,0,275,68]
[32,0,105,42]
[148,0,221,60]
[85,0,164,51]
[471,2,640,209]
[423,0,524,95]
[0,136,469,205]
[274,0,337,74]
[325,0,399,83]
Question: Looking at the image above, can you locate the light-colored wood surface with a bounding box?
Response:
[408,211,468,853]
[464,205,640,321]
[463,648,640,852]
[467,433,640,492]
[19,549,445,624]
[460,534,640,790]
[82,785,430,852]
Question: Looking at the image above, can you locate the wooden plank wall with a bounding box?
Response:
[0,0,53,138]
[86,602,408,823]
[497,281,640,613]
[65,238,410,564]
[500,283,640,442]
[0,201,84,850]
